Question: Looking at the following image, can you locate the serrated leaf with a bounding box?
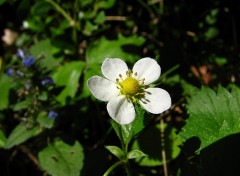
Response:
[38,139,84,176]
[0,75,11,110]
[132,123,181,166]
[127,150,147,159]
[86,34,145,64]
[30,39,62,70]
[105,145,124,160]
[5,123,42,149]
[179,86,240,151]
[37,111,55,129]
[52,61,85,105]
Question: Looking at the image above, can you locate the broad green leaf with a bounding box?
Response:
[0,129,6,148]
[5,123,42,149]
[38,139,84,176]
[132,123,181,166]
[105,145,124,160]
[37,111,55,129]
[0,74,11,110]
[178,86,240,151]
[127,150,147,159]
[30,39,62,70]
[52,61,86,105]
[86,34,145,64]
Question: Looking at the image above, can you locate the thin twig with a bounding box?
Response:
[160,118,168,176]
[18,145,42,171]
[105,16,127,21]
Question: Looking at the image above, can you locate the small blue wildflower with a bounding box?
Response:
[16,49,26,59]
[6,68,14,76]
[22,56,35,67]
[48,111,58,119]
[41,77,55,86]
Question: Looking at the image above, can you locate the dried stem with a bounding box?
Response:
[160,118,168,176]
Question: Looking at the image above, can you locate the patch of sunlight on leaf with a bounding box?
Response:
[178,86,240,152]
[86,34,145,64]
[52,61,86,105]
[38,139,84,176]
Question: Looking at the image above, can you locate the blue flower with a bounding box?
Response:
[48,111,58,119]
[22,56,35,67]
[41,77,55,86]
[6,68,14,76]
[16,49,26,59]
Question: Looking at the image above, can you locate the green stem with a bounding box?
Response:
[45,0,75,26]
[103,160,124,176]
[120,125,133,176]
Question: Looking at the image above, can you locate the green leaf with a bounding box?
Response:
[5,123,42,149]
[30,39,62,70]
[105,145,125,160]
[94,11,105,24]
[38,139,84,176]
[0,75,11,110]
[52,61,86,105]
[95,0,116,9]
[111,120,133,146]
[132,104,152,137]
[86,34,145,64]
[37,111,55,129]
[13,100,31,111]
[204,27,219,40]
[0,0,6,6]
[0,129,6,148]
[127,150,147,159]
[132,123,181,166]
[178,86,240,151]
[31,1,52,15]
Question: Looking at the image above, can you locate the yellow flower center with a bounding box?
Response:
[116,70,146,102]
[121,77,139,95]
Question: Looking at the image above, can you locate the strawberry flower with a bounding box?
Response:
[87,57,171,125]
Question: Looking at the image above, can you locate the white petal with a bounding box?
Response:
[140,88,171,114]
[87,76,119,101]
[107,96,135,125]
[133,57,161,85]
[101,58,129,81]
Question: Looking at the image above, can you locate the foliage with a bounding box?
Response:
[0,0,240,175]
[179,86,240,151]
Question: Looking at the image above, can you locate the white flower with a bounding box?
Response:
[87,57,171,125]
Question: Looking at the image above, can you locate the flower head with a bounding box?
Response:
[16,49,26,59]
[6,68,14,76]
[48,111,58,119]
[22,56,35,67]
[87,57,171,125]
[41,77,55,86]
